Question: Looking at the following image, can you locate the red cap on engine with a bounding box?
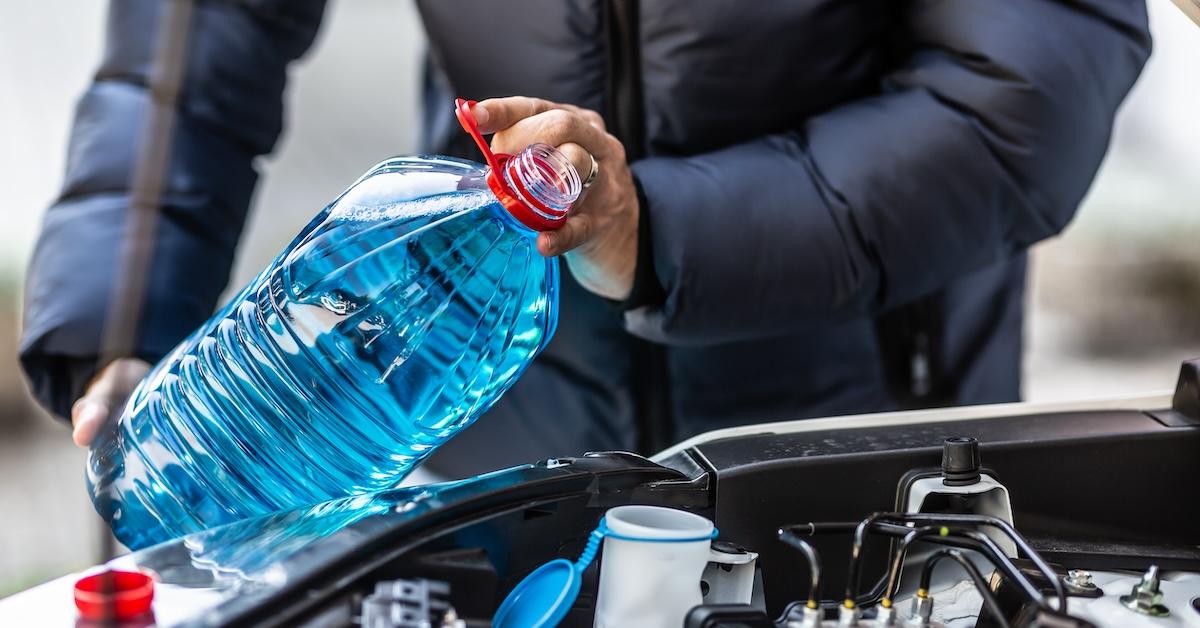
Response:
[74,569,155,620]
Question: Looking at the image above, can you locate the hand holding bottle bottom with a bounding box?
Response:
[72,357,151,448]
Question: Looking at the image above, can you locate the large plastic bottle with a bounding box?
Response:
[88,100,581,549]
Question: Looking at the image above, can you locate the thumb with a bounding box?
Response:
[72,397,110,448]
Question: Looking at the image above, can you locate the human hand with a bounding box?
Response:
[474,97,639,301]
[71,357,151,447]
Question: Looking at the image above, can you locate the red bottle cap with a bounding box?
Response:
[74,569,155,620]
[454,98,570,232]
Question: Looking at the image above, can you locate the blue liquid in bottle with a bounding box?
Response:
[88,137,582,549]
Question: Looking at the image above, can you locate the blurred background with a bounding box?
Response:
[1,0,1196,598]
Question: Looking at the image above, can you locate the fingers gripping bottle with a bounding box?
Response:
[88,100,581,549]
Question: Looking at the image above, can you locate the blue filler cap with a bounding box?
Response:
[493,517,718,628]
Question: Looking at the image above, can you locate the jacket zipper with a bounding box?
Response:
[605,0,645,160]
[604,0,669,453]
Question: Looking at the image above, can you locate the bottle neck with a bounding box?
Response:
[494,143,581,231]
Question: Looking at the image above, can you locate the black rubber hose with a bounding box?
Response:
[833,512,1063,613]
[790,522,862,536]
[880,513,1067,612]
[936,529,1048,610]
[789,516,1052,612]
[843,512,891,607]
[778,528,822,609]
[786,520,931,608]
[871,531,1025,606]
[882,526,948,604]
[919,548,1011,628]
[873,525,1046,614]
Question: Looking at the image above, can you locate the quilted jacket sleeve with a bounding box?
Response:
[20,0,327,418]
[627,0,1150,345]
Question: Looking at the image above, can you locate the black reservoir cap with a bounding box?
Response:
[941,436,981,486]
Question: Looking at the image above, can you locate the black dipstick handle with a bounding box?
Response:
[941,436,981,486]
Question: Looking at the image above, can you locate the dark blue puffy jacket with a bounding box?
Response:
[21,0,1150,476]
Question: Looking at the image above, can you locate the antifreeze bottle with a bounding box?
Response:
[88,100,581,549]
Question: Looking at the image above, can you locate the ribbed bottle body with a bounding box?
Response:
[88,156,559,549]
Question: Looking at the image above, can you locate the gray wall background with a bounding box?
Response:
[1,0,1197,596]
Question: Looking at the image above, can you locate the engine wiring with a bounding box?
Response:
[780,511,1070,625]
[919,548,1011,628]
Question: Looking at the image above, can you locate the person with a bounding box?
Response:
[21,1,1150,479]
